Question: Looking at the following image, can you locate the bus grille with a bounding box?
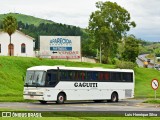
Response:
[28,92,36,95]
[125,89,132,97]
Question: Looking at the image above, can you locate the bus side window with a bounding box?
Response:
[110,72,122,82]
[77,71,80,80]
[104,72,109,80]
[72,71,75,80]
[86,72,91,80]
[92,72,98,80]
[76,71,79,80]
[110,72,115,82]
[99,72,103,80]
[46,72,57,86]
[47,73,51,81]
[74,71,79,80]
[68,71,72,80]
[81,71,85,80]
[60,71,65,80]
[90,72,93,80]
[116,72,122,81]
[64,71,68,80]
[60,71,63,80]
[123,73,133,82]
[65,71,69,80]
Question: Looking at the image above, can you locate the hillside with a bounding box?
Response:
[0,56,160,102]
[0,13,53,26]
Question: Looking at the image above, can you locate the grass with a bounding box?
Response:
[0,96,34,102]
[0,56,160,102]
[144,99,160,104]
[134,67,160,98]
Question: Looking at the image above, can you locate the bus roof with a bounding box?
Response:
[27,65,134,72]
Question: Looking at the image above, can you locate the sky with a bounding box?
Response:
[0,0,160,41]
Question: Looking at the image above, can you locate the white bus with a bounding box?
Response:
[23,65,134,104]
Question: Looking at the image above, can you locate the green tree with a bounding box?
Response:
[82,38,97,57]
[88,1,136,63]
[122,35,140,62]
[155,48,160,57]
[2,15,18,56]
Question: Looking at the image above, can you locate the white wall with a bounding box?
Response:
[0,30,34,57]
[67,57,96,63]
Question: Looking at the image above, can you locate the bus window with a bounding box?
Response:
[86,72,92,80]
[99,72,103,80]
[60,71,67,80]
[90,72,93,80]
[104,72,110,80]
[110,72,116,81]
[122,73,133,82]
[72,71,75,80]
[68,71,73,80]
[75,71,78,80]
[110,72,122,82]
[77,71,81,80]
[81,72,85,80]
[73,71,80,80]
[26,71,45,86]
[116,72,122,81]
[92,72,98,80]
[46,72,57,86]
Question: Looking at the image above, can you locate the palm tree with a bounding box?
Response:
[2,15,17,56]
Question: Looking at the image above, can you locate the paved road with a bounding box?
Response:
[0,99,160,111]
[137,54,153,68]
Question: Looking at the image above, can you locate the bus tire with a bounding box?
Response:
[56,93,65,104]
[39,100,47,104]
[111,92,118,102]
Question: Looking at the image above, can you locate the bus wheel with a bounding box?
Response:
[39,100,47,104]
[111,92,118,102]
[56,93,65,104]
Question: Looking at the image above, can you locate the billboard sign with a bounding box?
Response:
[40,36,81,59]
[50,38,72,51]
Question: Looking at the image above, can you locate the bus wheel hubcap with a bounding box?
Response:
[59,96,63,101]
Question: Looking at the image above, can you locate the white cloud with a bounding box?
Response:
[0,0,160,41]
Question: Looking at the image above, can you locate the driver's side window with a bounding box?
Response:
[46,72,57,86]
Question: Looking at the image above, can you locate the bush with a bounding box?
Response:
[116,61,136,69]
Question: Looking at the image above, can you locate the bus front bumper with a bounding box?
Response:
[23,94,44,100]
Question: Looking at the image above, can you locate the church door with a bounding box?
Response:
[8,44,14,56]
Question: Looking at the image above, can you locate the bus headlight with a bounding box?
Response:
[23,91,28,94]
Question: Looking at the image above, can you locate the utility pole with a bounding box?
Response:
[154,51,156,69]
[152,46,156,69]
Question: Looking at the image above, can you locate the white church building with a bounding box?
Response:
[0,30,35,57]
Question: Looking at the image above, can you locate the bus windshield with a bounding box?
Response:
[25,71,45,86]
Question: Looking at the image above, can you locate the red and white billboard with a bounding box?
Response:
[40,36,81,59]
